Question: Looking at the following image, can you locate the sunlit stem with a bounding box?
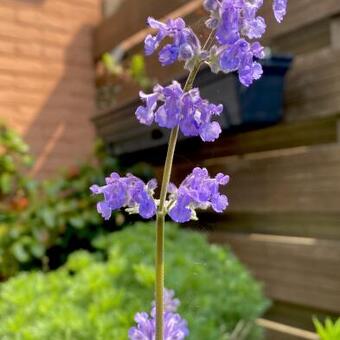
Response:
[155,31,215,340]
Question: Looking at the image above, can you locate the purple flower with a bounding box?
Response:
[273,0,288,23]
[204,0,288,86]
[129,289,189,340]
[145,17,204,70]
[135,81,223,142]
[168,167,229,223]
[128,312,189,340]
[90,173,157,220]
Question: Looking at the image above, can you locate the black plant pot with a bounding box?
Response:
[93,55,293,156]
[194,55,293,131]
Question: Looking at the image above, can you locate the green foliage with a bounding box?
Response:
[101,52,123,75]
[313,317,340,340]
[129,54,152,89]
[101,52,151,89]
[97,53,153,110]
[0,128,126,278]
[0,122,33,201]
[0,223,268,340]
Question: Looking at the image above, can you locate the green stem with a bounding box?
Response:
[155,31,215,340]
[155,212,165,340]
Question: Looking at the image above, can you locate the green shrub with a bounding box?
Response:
[0,122,33,200]
[0,223,268,339]
[0,135,124,278]
[0,125,154,278]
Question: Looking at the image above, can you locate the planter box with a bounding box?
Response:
[93,56,292,156]
[195,55,293,129]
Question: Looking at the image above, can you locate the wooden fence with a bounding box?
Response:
[93,1,340,338]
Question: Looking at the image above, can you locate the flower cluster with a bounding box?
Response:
[168,167,229,223]
[145,17,206,70]
[90,168,229,222]
[90,173,157,220]
[136,81,223,142]
[144,1,288,87]
[204,0,288,86]
[129,289,189,340]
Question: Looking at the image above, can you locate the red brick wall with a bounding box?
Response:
[0,0,101,178]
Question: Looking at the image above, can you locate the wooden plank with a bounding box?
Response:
[197,212,340,240]
[257,319,318,340]
[271,19,330,55]
[93,0,200,59]
[178,115,339,161]
[170,143,340,213]
[208,231,340,313]
[261,0,340,40]
[265,301,338,332]
[285,47,340,120]
[331,16,340,49]
[265,329,305,340]
[115,115,338,166]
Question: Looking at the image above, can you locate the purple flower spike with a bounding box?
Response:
[145,16,204,70]
[128,311,189,340]
[129,289,189,340]
[90,173,157,220]
[168,167,229,223]
[135,81,223,142]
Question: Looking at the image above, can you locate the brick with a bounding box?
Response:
[0,39,16,54]
[0,0,101,177]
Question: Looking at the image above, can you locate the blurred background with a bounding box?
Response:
[0,0,340,339]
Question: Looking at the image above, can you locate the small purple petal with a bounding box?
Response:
[211,194,229,213]
[178,43,194,60]
[144,34,159,56]
[168,194,192,223]
[203,0,219,11]
[90,184,100,194]
[199,121,222,142]
[273,0,288,23]
[97,201,112,220]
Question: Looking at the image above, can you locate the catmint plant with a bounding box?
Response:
[91,0,288,338]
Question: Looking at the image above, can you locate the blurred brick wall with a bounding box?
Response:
[0,0,101,178]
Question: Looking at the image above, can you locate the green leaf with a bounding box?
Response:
[1,155,15,172]
[0,173,12,194]
[133,263,155,287]
[101,52,121,75]
[130,54,145,78]
[11,242,30,263]
[30,242,45,258]
[39,208,56,229]
[69,216,86,229]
